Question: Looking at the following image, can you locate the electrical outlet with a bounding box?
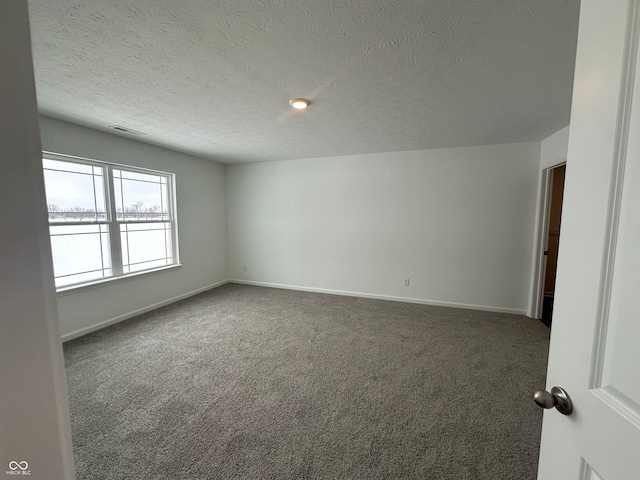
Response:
[403,278,410,286]
[243,266,247,272]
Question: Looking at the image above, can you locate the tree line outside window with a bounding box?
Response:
[47,202,167,221]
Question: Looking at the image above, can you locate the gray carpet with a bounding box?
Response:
[63,284,550,479]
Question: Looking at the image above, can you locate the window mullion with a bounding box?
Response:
[106,165,123,276]
[169,175,179,264]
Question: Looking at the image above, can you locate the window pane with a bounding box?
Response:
[121,222,171,273]
[43,161,106,222]
[44,155,177,290]
[55,270,113,288]
[50,224,112,286]
[43,159,94,174]
[94,176,107,221]
[114,169,163,183]
[124,259,171,274]
[114,169,170,221]
[160,183,169,219]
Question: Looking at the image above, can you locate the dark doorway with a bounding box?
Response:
[541,164,566,328]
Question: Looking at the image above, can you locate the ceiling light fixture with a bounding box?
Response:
[289,98,310,109]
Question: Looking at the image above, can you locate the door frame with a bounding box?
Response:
[528,157,567,319]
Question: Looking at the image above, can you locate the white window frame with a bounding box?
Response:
[43,151,180,291]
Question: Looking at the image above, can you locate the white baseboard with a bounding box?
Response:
[61,280,229,342]
[228,279,527,315]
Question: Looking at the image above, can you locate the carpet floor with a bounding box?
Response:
[63,284,550,479]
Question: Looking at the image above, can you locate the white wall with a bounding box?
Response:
[227,142,541,314]
[540,125,570,167]
[0,3,75,478]
[38,116,228,339]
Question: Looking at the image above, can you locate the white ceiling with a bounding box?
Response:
[28,0,580,164]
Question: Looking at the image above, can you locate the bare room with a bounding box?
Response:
[2,0,640,479]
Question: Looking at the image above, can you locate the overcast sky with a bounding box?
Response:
[44,161,167,213]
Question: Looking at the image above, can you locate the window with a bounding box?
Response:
[43,153,178,289]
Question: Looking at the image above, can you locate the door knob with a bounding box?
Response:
[533,386,573,415]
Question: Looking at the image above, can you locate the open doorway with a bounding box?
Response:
[540,164,566,327]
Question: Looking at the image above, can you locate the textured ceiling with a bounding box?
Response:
[28,0,580,164]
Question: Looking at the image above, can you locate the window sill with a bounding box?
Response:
[56,264,182,297]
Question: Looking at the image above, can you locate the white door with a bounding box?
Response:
[537,0,640,479]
